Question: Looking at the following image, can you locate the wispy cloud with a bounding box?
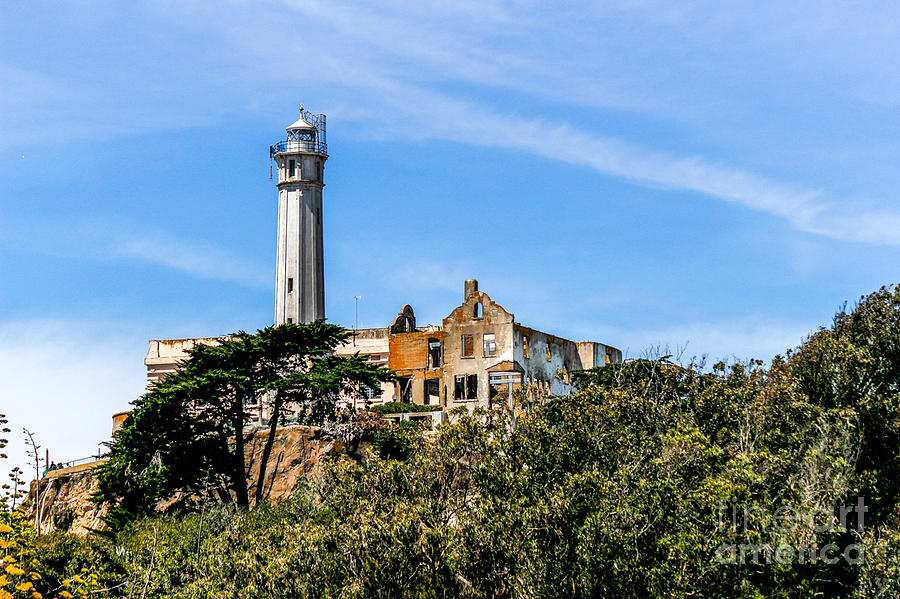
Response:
[0,221,269,288]
[107,230,269,288]
[3,1,899,249]
[230,3,900,248]
[267,0,660,115]
[295,62,896,246]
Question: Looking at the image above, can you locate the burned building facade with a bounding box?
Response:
[334,279,621,412]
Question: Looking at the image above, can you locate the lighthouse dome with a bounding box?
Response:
[286,114,317,133]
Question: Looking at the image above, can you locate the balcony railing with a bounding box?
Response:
[270,139,328,157]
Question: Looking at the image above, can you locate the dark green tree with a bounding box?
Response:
[96,321,392,516]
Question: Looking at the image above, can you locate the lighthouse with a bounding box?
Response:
[271,107,328,325]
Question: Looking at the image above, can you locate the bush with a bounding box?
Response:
[370,402,442,415]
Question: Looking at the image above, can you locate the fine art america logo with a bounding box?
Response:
[714,497,866,565]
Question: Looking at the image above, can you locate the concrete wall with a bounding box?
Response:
[388,327,443,406]
[333,327,392,409]
[145,337,227,389]
[513,325,579,398]
[441,284,516,409]
[576,341,623,369]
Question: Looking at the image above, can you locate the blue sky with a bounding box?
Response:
[2,1,900,471]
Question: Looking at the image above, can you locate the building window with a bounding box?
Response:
[461,334,474,358]
[359,383,380,401]
[606,353,611,364]
[316,160,322,181]
[523,336,529,358]
[425,378,439,405]
[454,375,465,401]
[483,333,496,357]
[287,318,293,324]
[473,302,482,318]
[546,344,552,361]
[467,374,478,400]
[428,338,441,368]
[288,159,296,177]
[287,278,294,293]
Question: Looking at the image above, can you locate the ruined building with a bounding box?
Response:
[333,278,621,412]
[145,108,621,413]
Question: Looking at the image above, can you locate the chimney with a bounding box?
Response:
[465,279,478,299]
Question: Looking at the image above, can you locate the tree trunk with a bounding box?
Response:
[231,407,250,509]
[255,391,284,505]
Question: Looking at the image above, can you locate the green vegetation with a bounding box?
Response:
[371,402,442,415]
[11,285,900,597]
[1,416,108,599]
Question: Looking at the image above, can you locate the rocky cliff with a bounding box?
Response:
[28,424,363,535]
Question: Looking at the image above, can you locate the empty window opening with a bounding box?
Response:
[287,278,294,293]
[483,333,496,357]
[287,318,293,324]
[316,160,322,181]
[606,353,611,364]
[288,159,296,177]
[425,378,439,405]
[523,336,529,358]
[454,375,466,401]
[473,302,482,318]
[546,344,552,361]
[428,338,441,368]
[398,376,412,403]
[467,374,478,400]
[461,334,475,358]
[488,383,500,404]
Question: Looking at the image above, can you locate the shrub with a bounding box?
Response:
[371,402,441,415]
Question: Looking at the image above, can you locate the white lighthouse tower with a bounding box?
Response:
[271,106,328,325]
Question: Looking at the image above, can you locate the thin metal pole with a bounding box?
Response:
[354,296,361,345]
[354,295,362,408]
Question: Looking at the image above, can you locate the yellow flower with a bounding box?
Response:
[15,581,34,592]
[0,524,12,534]
[0,541,15,550]
[0,588,12,599]
[31,593,42,599]
[58,591,73,599]
[0,575,6,586]
[4,566,24,577]
[30,572,41,581]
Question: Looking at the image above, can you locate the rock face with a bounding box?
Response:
[30,469,108,536]
[244,424,364,502]
[29,424,363,535]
